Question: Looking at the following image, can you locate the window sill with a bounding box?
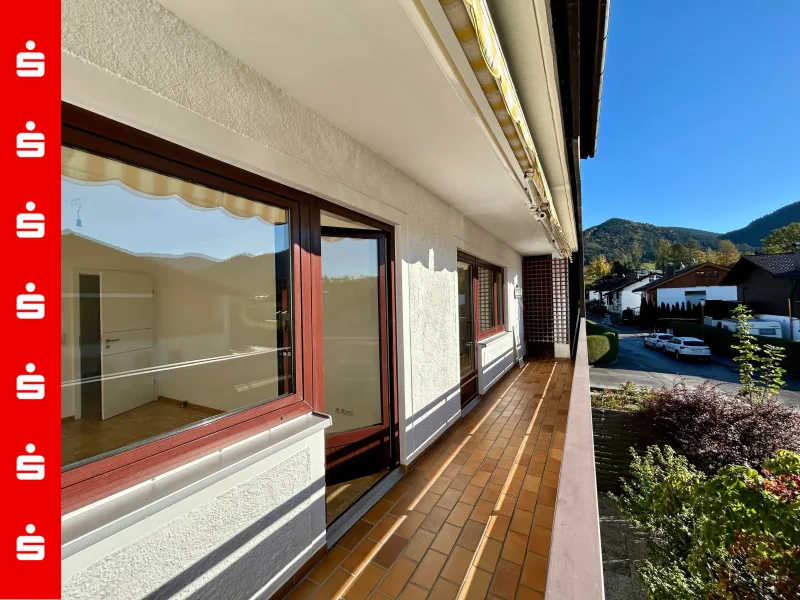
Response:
[477,329,510,348]
[62,411,331,559]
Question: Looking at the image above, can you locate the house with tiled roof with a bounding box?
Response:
[633,262,737,308]
[721,249,800,318]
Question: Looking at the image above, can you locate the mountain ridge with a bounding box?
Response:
[583,201,800,264]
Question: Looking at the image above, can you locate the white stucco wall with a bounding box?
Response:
[656,286,738,307]
[62,427,327,600]
[61,0,525,596]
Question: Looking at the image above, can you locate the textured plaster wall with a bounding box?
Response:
[62,433,325,600]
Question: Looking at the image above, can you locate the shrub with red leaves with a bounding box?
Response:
[634,381,800,474]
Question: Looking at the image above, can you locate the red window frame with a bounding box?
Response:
[459,252,505,341]
[60,103,322,514]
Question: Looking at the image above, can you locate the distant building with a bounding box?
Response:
[721,249,800,339]
[633,262,736,307]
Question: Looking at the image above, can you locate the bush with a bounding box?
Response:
[635,382,800,474]
[615,447,800,600]
[586,320,619,364]
[670,321,800,375]
[591,382,652,411]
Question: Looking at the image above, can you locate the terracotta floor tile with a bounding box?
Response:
[365,500,395,525]
[533,504,554,530]
[500,531,528,566]
[470,500,494,524]
[522,475,542,494]
[457,520,485,552]
[474,537,502,572]
[541,471,559,488]
[515,585,544,600]
[309,546,350,584]
[470,471,490,487]
[409,550,447,590]
[480,483,502,504]
[397,584,428,600]
[459,485,483,506]
[494,494,515,518]
[414,493,442,515]
[418,505,449,533]
[287,361,571,600]
[430,578,459,600]
[488,559,521,600]
[369,513,403,543]
[287,578,318,600]
[446,502,473,528]
[486,515,510,541]
[509,509,533,536]
[527,526,551,557]
[459,567,492,600]
[437,488,463,511]
[345,563,386,600]
[384,483,410,503]
[310,568,354,600]
[520,552,548,592]
[395,511,426,539]
[338,520,375,551]
[537,485,558,508]
[403,528,436,562]
[430,523,461,555]
[378,557,417,598]
[373,534,409,569]
[429,477,454,496]
[450,473,473,492]
[515,490,538,513]
[343,537,381,573]
[440,545,473,584]
[390,494,416,517]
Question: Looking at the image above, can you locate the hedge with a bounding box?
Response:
[586,320,619,365]
[669,321,800,375]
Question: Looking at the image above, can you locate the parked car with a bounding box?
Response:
[663,337,711,362]
[644,333,674,350]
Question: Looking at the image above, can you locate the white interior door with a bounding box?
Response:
[100,271,156,419]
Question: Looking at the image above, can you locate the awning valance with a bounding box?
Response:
[61,146,287,225]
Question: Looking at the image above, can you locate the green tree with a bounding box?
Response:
[585,254,612,284]
[686,239,703,264]
[713,239,741,265]
[630,240,643,270]
[671,243,689,264]
[655,238,672,270]
[762,222,800,254]
[732,304,786,401]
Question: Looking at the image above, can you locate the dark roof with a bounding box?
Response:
[632,262,730,293]
[721,252,800,284]
[589,273,653,294]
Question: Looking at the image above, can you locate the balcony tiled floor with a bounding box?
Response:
[285,358,572,600]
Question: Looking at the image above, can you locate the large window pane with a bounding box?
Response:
[61,147,293,467]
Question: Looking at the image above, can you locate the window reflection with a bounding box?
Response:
[61,147,293,467]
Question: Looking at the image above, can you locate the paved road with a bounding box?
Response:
[590,327,800,409]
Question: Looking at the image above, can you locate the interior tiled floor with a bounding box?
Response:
[285,358,571,600]
[327,471,390,524]
[61,400,217,466]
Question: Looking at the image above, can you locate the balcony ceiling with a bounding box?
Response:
[156,0,559,256]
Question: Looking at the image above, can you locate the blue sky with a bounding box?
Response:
[581,1,800,232]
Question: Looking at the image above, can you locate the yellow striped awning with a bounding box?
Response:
[61,146,287,225]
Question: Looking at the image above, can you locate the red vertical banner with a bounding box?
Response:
[0,1,61,598]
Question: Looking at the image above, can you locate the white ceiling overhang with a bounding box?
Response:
[156,0,575,257]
